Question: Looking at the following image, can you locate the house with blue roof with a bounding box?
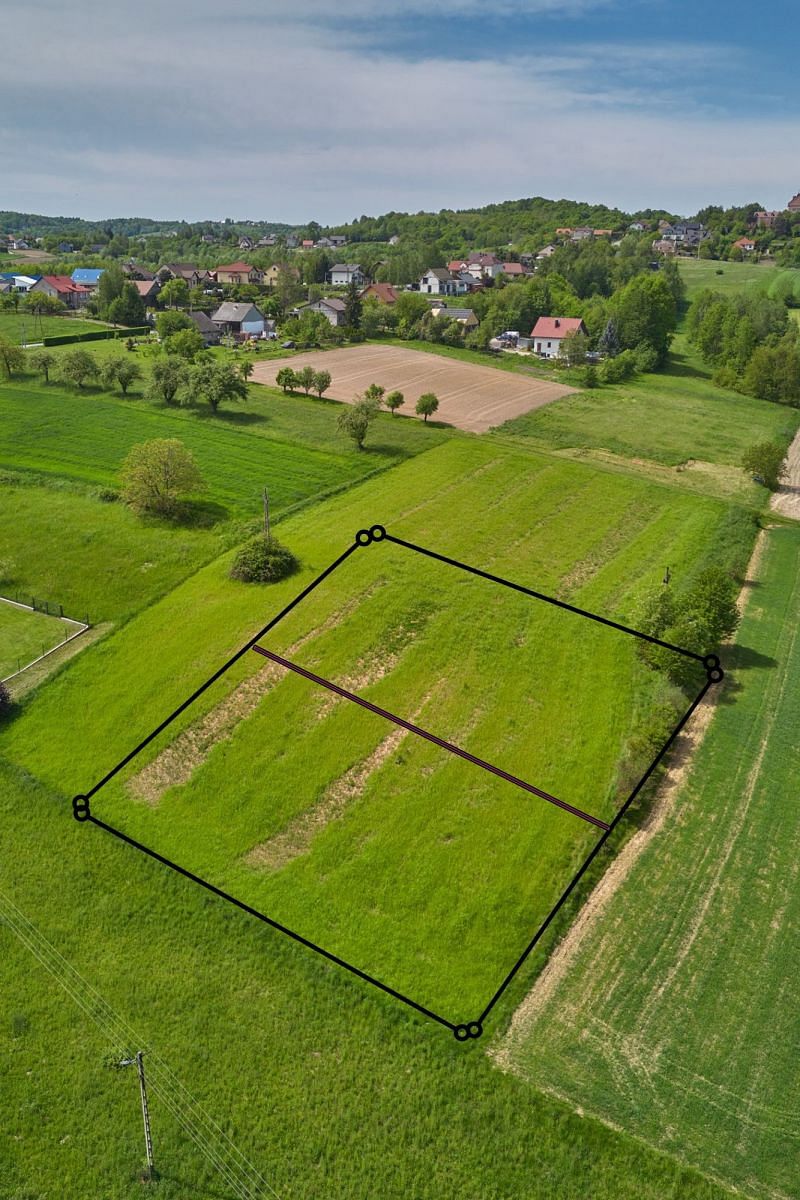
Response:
[71,268,104,289]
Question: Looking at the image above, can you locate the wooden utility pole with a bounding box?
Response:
[263,487,271,541]
[136,1052,155,1179]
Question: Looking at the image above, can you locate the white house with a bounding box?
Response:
[418,268,472,296]
[530,316,587,358]
[211,302,268,337]
[327,263,365,287]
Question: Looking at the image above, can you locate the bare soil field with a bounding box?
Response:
[771,423,800,520]
[251,344,576,433]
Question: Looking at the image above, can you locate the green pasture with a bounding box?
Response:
[0,600,70,679]
[501,524,800,1200]
[4,439,755,1020]
[676,257,782,298]
[0,375,446,517]
[0,311,109,343]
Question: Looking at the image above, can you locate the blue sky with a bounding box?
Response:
[2,0,797,223]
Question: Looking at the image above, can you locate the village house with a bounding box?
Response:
[787,193,800,212]
[159,263,209,286]
[132,279,162,303]
[570,227,594,242]
[733,236,756,253]
[629,221,647,232]
[418,267,471,296]
[211,301,268,337]
[71,267,105,290]
[187,310,221,345]
[652,238,677,256]
[754,211,780,228]
[536,244,558,260]
[215,261,264,286]
[8,237,30,251]
[530,316,588,359]
[30,275,91,309]
[294,297,347,326]
[327,263,366,287]
[500,262,528,278]
[238,236,255,250]
[257,234,277,247]
[555,227,573,237]
[430,305,479,331]
[263,263,300,289]
[0,273,40,292]
[360,282,399,304]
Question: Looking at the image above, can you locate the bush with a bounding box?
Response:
[229,535,298,583]
[633,341,659,373]
[712,365,740,390]
[0,680,13,717]
[741,440,788,491]
[599,349,637,383]
[580,365,599,389]
[95,487,120,503]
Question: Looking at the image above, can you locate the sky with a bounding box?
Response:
[3,0,798,224]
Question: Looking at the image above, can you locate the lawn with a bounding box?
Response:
[0,599,72,679]
[5,438,756,1022]
[676,257,785,298]
[499,524,800,1200]
[0,310,109,343]
[0,374,446,518]
[496,337,799,501]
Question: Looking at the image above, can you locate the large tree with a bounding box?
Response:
[159,277,190,309]
[416,392,439,422]
[0,336,25,378]
[101,356,142,395]
[120,438,205,516]
[337,397,379,449]
[59,348,99,389]
[107,281,146,327]
[343,278,362,328]
[148,356,189,406]
[96,262,125,315]
[189,361,248,412]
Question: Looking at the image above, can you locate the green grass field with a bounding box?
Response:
[0,599,71,679]
[0,375,447,517]
[500,524,800,1200]
[676,258,782,298]
[4,439,755,1020]
[0,311,109,343]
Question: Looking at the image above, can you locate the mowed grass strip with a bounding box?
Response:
[0,600,72,679]
[5,438,755,1017]
[500,525,800,1200]
[0,376,443,515]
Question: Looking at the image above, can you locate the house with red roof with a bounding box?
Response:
[530,316,587,359]
[360,282,399,305]
[733,236,756,253]
[787,193,800,212]
[29,275,91,309]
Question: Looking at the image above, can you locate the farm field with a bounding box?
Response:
[0,311,109,343]
[498,524,800,1200]
[0,377,445,517]
[497,338,800,501]
[252,343,577,432]
[4,438,756,1022]
[0,599,72,680]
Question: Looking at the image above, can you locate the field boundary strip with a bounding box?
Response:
[71,525,723,1041]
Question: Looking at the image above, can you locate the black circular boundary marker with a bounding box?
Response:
[707,666,725,684]
[355,528,373,547]
[703,653,720,671]
[453,1021,483,1041]
[72,794,91,822]
[369,524,387,542]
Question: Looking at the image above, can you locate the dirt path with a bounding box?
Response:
[492,531,767,1066]
[771,425,800,520]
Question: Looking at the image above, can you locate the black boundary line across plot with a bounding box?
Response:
[73,524,724,1042]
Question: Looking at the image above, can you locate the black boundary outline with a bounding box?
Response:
[73,524,722,1041]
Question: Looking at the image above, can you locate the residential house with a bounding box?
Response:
[418,268,471,296]
[328,234,348,248]
[239,236,255,250]
[659,222,707,248]
[360,282,398,305]
[122,263,156,280]
[787,193,800,211]
[214,261,264,286]
[652,238,677,255]
[570,227,594,242]
[187,310,221,345]
[201,233,217,244]
[263,263,300,289]
[56,241,74,253]
[754,211,780,228]
[159,262,208,286]
[132,279,162,303]
[71,267,104,290]
[30,275,91,309]
[388,235,400,246]
[555,227,573,237]
[0,273,40,292]
[327,263,366,287]
[628,222,647,232]
[285,235,299,249]
[733,236,756,253]
[257,234,277,247]
[211,301,268,337]
[530,316,587,358]
[8,237,30,250]
[429,305,479,331]
[536,244,558,260]
[294,297,347,327]
[466,252,503,280]
[593,229,614,237]
[500,262,527,278]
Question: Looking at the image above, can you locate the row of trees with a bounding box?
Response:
[687,288,800,405]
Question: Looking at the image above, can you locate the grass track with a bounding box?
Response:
[500,525,800,1200]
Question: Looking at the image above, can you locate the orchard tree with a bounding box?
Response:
[337,396,380,449]
[0,336,25,378]
[23,291,65,316]
[562,329,588,367]
[101,356,142,395]
[276,367,296,393]
[163,327,206,361]
[296,365,316,395]
[364,382,385,404]
[29,349,56,383]
[385,389,404,415]
[190,361,248,412]
[416,392,439,422]
[120,438,205,516]
[239,359,254,383]
[313,369,331,397]
[148,356,189,406]
[59,348,99,389]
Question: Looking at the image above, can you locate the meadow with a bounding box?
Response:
[4,439,755,1021]
[500,524,800,1200]
[0,600,71,679]
[676,257,781,298]
[0,310,109,343]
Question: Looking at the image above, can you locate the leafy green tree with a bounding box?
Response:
[360,298,385,339]
[101,355,142,395]
[148,356,189,406]
[364,383,385,404]
[239,359,254,383]
[96,263,125,314]
[163,327,206,362]
[608,273,678,364]
[159,277,190,309]
[156,310,192,339]
[59,348,99,388]
[337,397,380,449]
[190,361,248,412]
[416,392,439,422]
[0,336,25,378]
[296,365,316,395]
[385,389,404,415]
[29,349,56,383]
[23,291,65,316]
[120,438,205,516]
[313,369,331,398]
[742,441,788,490]
[276,367,296,393]
[562,330,588,367]
[106,281,145,326]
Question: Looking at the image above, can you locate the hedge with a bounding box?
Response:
[42,326,151,347]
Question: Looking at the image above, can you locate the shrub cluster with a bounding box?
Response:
[636,566,739,687]
[229,535,298,583]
